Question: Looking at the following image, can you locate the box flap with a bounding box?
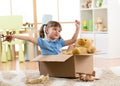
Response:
[74,54,93,56]
[31,54,72,62]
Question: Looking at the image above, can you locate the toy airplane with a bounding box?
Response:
[0,31,15,42]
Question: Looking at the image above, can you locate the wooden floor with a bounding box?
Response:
[0,57,120,71]
[0,58,39,71]
[94,58,120,67]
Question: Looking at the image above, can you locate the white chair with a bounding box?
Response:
[0,16,24,62]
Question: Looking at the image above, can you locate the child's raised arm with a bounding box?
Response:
[13,34,38,44]
[64,20,80,46]
[5,34,38,44]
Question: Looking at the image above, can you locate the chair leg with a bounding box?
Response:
[11,45,16,60]
[24,41,30,61]
[7,44,12,61]
[1,44,7,62]
[34,44,37,57]
[19,43,24,62]
[0,39,2,58]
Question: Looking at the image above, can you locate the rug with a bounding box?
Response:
[0,67,120,86]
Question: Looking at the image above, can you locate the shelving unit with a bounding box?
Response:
[80,0,108,54]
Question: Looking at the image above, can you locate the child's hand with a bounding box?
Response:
[75,20,80,30]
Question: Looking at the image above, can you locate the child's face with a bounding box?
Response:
[46,26,61,40]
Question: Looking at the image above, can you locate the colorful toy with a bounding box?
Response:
[88,20,93,31]
[83,20,88,31]
[0,31,15,42]
[96,0,103,7]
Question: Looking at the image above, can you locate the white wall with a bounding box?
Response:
[108,0,120,58]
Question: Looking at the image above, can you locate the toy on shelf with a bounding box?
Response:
[88,20,93,32]
[83,20,88,32]
[96,0,103,7]
[82,0,92,8]
[95,17,107,32]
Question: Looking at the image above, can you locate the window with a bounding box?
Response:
[36,0,58,23]
[0,0,11,15]
[12,0,33,23]
[59,0,80,22]
[61,23,80,40]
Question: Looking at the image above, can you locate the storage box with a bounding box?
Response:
[32,54,93,78]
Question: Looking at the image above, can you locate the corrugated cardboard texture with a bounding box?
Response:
[32,54,93,78]
[39,56,75,77]
[74,55,93,75]
[32,54,72,62]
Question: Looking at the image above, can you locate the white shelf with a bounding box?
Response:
[81,8,93,11]
[81,31,108,34]
[94,31,108,34]
[93,7,107,10]
[81,31,94,34]
[80,0,108,54]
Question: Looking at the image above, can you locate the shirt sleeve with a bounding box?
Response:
[60,38,65,47]
[37,37,43,47]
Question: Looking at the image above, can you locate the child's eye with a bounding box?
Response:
[53,28,57,30]
[59,30,61,32]
[54,29,57,31]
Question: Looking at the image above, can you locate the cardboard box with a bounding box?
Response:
[32,54,93,78]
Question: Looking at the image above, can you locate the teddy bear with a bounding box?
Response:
[82,0,92,8]
[95,17,107,32]
[65,37,96,55]
[72,37,96,55]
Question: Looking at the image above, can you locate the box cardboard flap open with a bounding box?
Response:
[74,54,93,56]
[31,54,72,62]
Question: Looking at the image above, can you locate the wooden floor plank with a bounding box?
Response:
[1,58,120,71]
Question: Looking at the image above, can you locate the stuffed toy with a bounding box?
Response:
[95,17,107,32]
[76,71,97,81]
[66,37,96,55]
[26,74,49,84]
[82,0,92,8]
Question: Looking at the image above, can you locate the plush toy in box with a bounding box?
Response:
[65,37,96,55]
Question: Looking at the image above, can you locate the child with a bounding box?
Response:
[6,20,80,55]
